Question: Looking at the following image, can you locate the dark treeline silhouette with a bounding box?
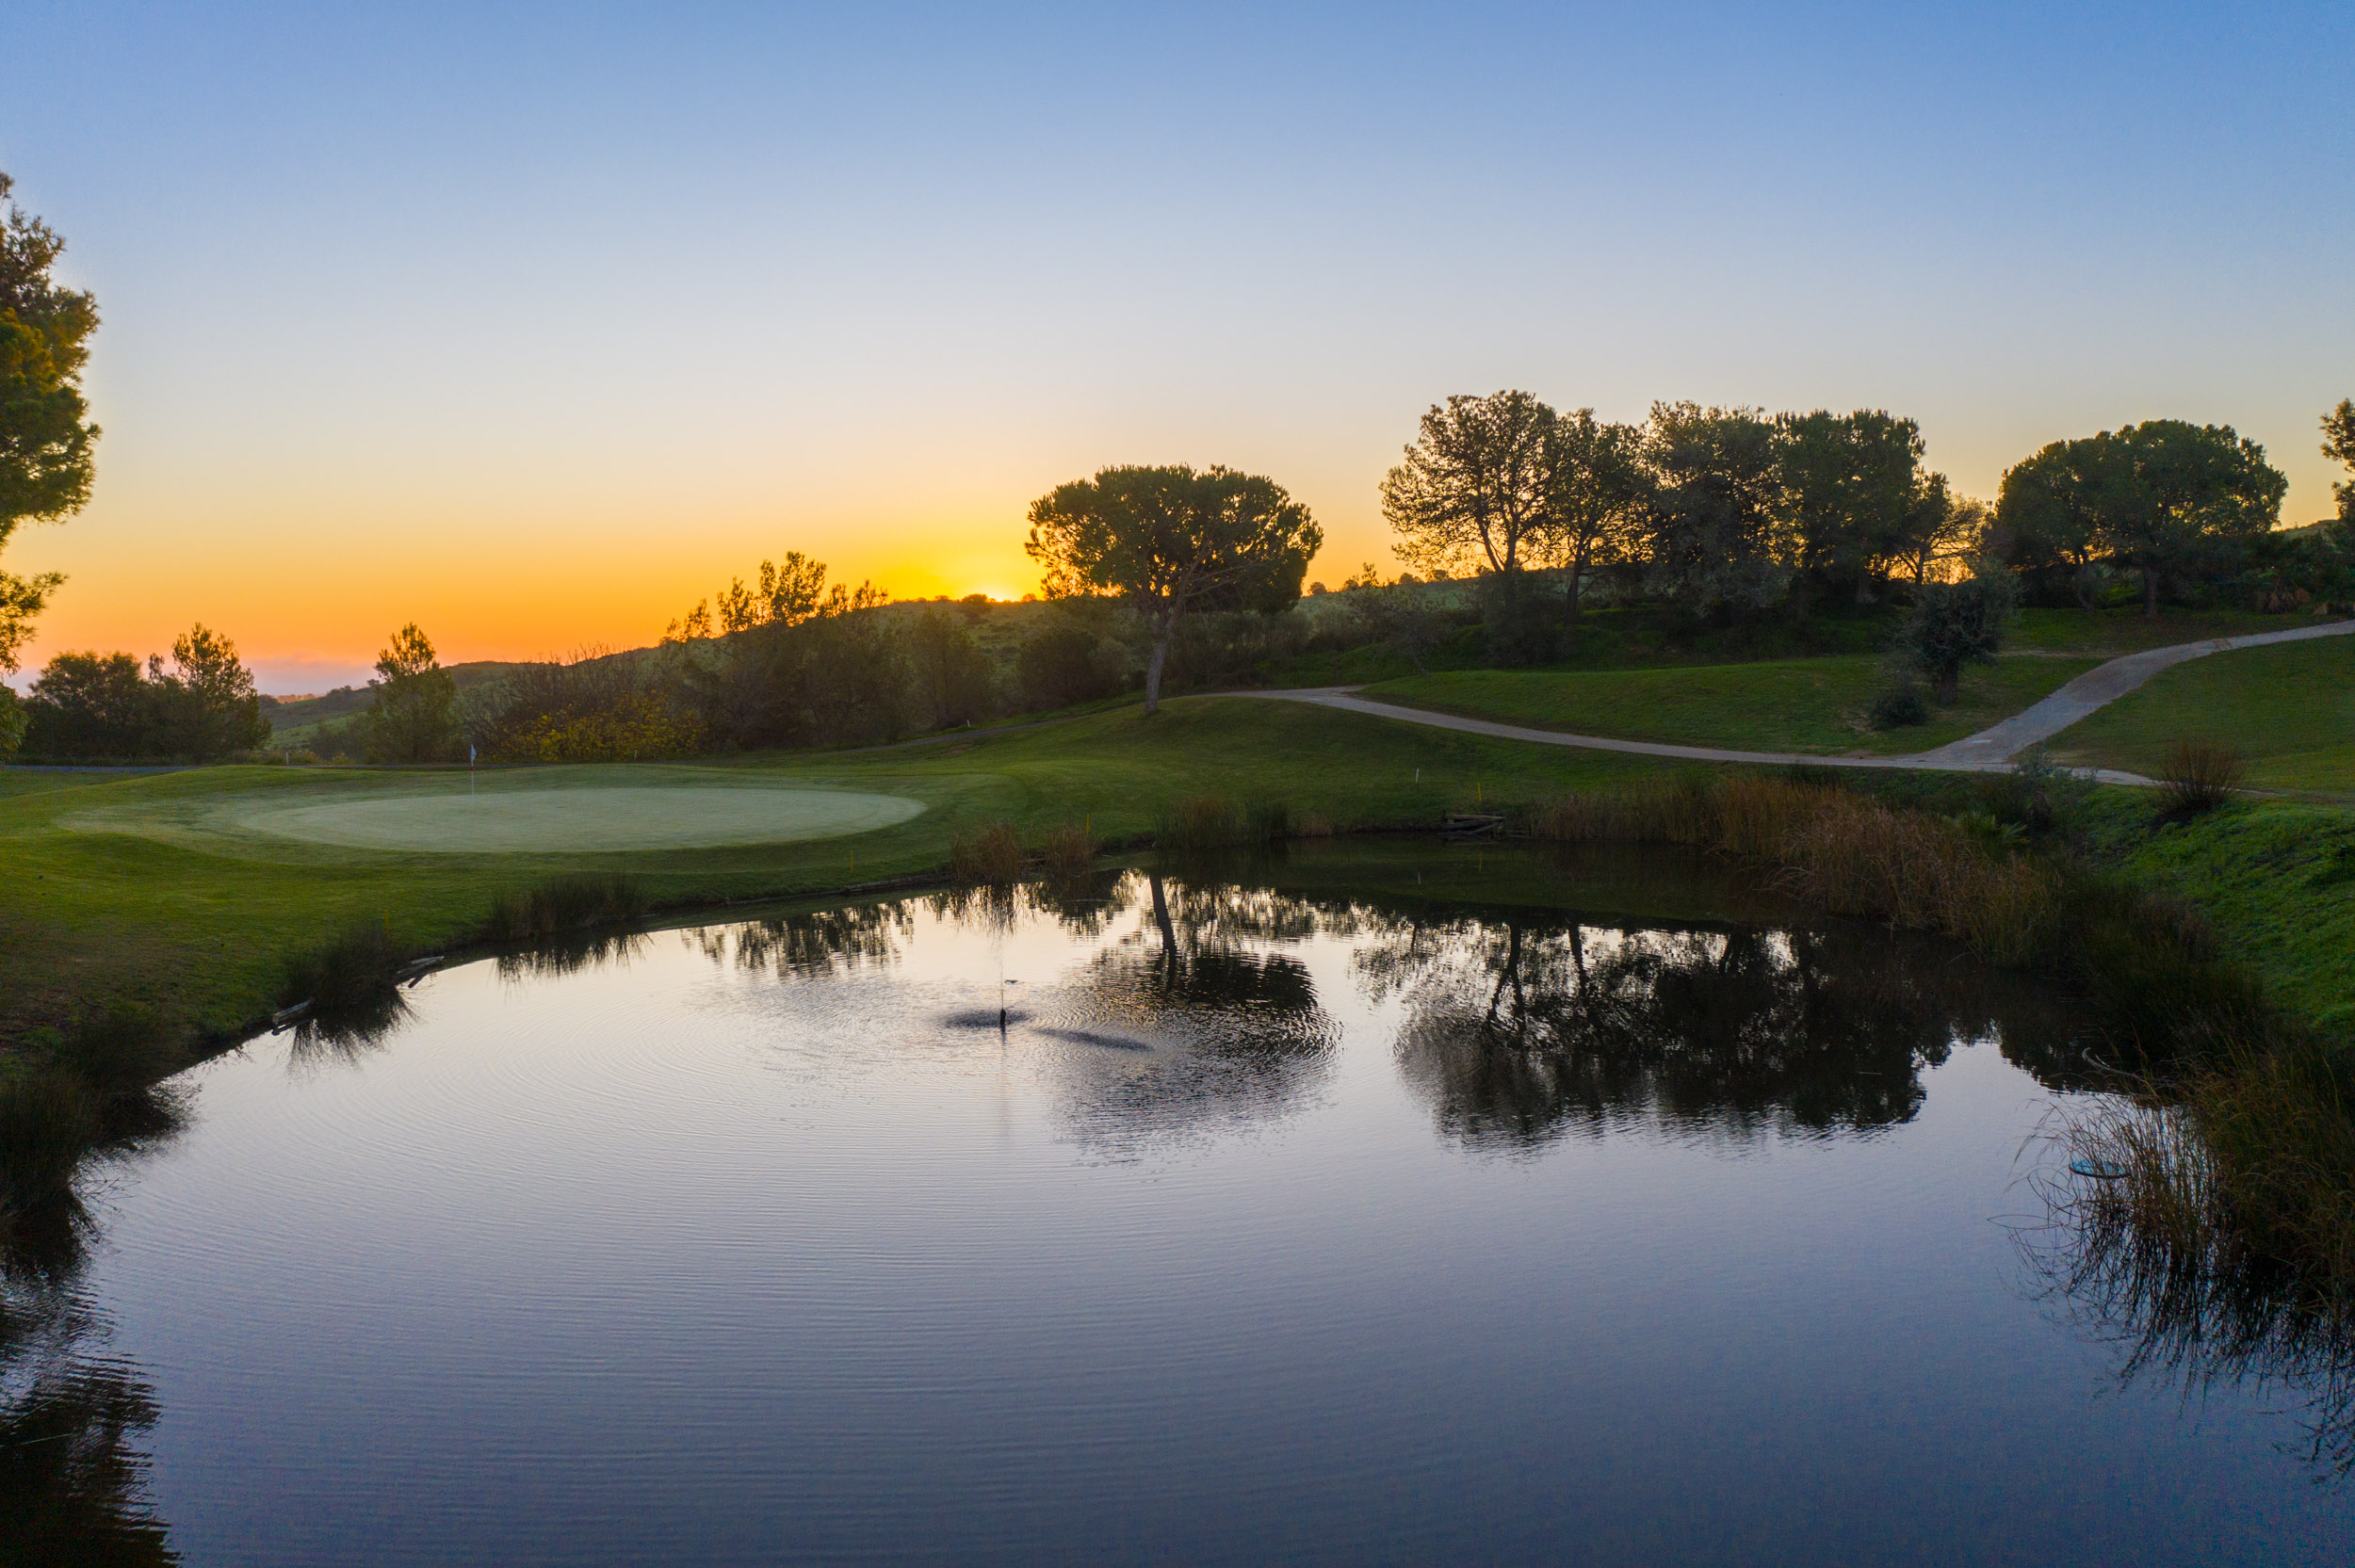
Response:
[1383,391,2345,666]
[15,623,268,762]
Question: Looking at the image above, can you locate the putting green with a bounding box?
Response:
[236,785,925,853]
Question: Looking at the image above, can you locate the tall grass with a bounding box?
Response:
[2158,740,2246,819]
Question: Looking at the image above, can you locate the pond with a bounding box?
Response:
[9,844,2351,1564]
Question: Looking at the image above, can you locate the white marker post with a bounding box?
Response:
[469,742,477,800]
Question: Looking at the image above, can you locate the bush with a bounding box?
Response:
[1895,571,2017,703]
[1476,571,1558,668]
[2158,741,2246,820]
[1869,680,1929,729]
[1017,623,1126,710]
[950,821,1026,884]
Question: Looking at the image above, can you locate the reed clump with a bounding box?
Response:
[0,1006,187,1251]
[950,820,1026,884]
[277,918,405,1011]
[480,875,648,943]
[2157,740,2246,820]
[1040,822,1095,879]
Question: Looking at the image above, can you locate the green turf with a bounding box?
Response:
[1359,655,2098,755]
[2048,637,2355,796]
[0,698,1693,1046]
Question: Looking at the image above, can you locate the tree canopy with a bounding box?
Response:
[19,624,267,759]
[1776,409,1926,609]
[363,623,459,762]
[1382,391,1554,582]
[1996,420,2284,617]
[1026,463,1319,712]
[2324,398,2355,525]
[1638,402,1791,618]
[1540,410,1647,622]
[0,170,101,673]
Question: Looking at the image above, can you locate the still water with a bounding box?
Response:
[12,846,2352,1563]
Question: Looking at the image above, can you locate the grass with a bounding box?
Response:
[2049,635,2355,796]
[1362,654,2098,755]
[0,697,1694,1048]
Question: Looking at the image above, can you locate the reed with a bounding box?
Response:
[950,820,1026,884]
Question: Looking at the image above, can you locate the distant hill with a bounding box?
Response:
[262,661,542,729]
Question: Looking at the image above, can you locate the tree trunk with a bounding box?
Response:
[1143,620,1170,715]
[1935,666,1960,705]
[2144,562,2160,619]
[1565,544,1585,627]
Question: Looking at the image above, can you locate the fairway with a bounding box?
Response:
[235,785,925,852]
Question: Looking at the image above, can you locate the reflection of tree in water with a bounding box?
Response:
[0,1271,175,1565]
[690,903,914,981]
[2021,1108,2355,1482]
[495,929,651,983]
[1029,873,1339,1157]
[1366,913,2077,1148]
[1,1092,187,1563]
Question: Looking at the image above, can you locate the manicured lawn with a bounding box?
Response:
[0,698,1690,1047]
[2048,636,2355,796]
[1360,655,2098,755]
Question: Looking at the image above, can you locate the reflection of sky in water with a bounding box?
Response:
[30,868,2355,1565]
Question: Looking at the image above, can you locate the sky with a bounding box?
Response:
[3,1,2349,693]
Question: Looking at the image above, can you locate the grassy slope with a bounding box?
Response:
[0,698,1685,1046]
[2048,635,2355,796]
[1361,655,2096,755]
[2091,796,2355,1031]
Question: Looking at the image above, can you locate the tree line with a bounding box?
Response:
[1378,390,2320,650]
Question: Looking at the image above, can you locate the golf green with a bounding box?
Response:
[234,785,925,852]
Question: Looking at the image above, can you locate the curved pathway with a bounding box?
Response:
[1242,619,2355,784]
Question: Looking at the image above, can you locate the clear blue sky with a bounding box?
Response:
[4,1,2348,688]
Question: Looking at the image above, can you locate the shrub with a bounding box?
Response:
[1868,680,1929,729]
[2157,741,2246,820]
[950,821,1026,884]
[1894,571,2017,703]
